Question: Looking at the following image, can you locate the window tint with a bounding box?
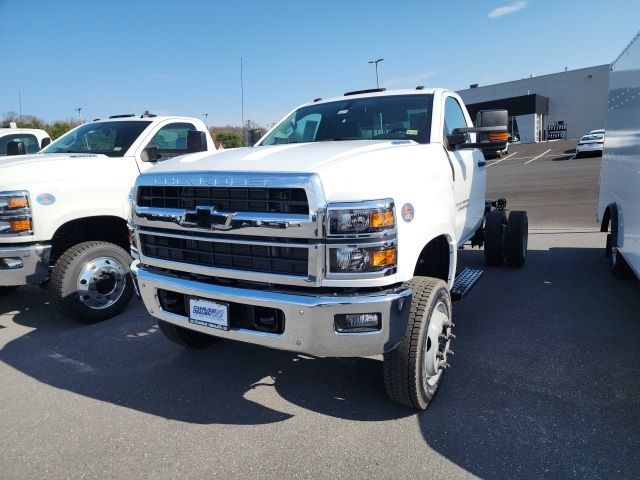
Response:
[0,134,39,155]
[146,122,196,160]
[260,95,433,145]
[43,121,152,157]
[443,97,468,135]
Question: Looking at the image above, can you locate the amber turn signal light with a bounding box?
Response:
[7,197,29,209]
[370,247,397,268]
[489,132,509,142]
[9,218,32,232]
[370,210,395,229]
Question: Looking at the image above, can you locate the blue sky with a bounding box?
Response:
[0,0,637,127]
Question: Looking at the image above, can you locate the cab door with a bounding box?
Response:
[442,95,487,242]
[133,121,198,173]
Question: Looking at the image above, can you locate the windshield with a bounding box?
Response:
[42,121,152,157]
[260,94,433,145]
[581,134,604,141]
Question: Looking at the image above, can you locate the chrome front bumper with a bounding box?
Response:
[0,244,51,286]
[131,261,412,357]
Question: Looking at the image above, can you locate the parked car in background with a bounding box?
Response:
[576,132,604,157]
[589,129,605,135]
[0,123,50,156]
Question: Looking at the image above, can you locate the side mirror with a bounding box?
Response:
[476,109,508,128]
[446,132,470,149]
[248,129,263,147]
[7,140,26,156]
[140,146,162,162]
[448,109,508,151]
[41,137,51,149]
[187,131,206,153]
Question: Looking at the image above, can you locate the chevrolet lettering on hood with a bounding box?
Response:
[153,175,269,187]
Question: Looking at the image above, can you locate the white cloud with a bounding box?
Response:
[487,1,527,19]
[382,70,436,88]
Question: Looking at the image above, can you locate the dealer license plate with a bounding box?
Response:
[188,298,229,331]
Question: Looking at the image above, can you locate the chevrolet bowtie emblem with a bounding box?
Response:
[180,207,237,230]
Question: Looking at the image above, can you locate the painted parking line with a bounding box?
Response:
[523,148,552,165]
[487,151,518,166]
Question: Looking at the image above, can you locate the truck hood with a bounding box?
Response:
[146,140,420,175]
[142,140,447,203]
[0,152,110,168]
[0,153,123,189]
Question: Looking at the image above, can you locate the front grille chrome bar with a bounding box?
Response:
[133,173,326,240]
[132,173,327,286]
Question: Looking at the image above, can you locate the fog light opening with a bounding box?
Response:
[1,257,23,270]
[335,313,381,333]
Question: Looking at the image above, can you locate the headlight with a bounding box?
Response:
[327,200,395,236]
[329,244,397,273]
[0,191,32,235]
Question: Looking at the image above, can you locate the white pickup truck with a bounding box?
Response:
[129,88,528,409]
[0,123,51,156]
[0,113,218,321]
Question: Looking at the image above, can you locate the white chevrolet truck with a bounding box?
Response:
[0,113,217,321]
[129,88,528,409]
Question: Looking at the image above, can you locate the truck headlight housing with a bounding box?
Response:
[329,244,397,273]
[327,200,395,236]
[0,191,32,235]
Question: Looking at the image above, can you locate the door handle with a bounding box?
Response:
[477,160,487,167]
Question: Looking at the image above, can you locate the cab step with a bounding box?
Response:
[451,267,483,301]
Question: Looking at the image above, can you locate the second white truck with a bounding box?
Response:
[129,88,528,408]
[0,113,218,321]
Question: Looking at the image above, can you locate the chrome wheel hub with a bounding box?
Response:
[77,256,126,310]
[423,300,453,387]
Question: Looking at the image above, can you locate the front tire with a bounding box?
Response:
[157,320,218,348]
[51,241,134,322]
[383,277,453,410]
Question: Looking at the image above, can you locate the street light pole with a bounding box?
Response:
[203,113,209,129]
[75,107,83,124]
[368,58,384,88]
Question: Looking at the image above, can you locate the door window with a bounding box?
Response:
[146,122,196,160]
[0,133,40,154]
[443,97,469,136]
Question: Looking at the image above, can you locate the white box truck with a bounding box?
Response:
[598,31,640,280]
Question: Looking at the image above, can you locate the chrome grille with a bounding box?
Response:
[137,186,309,214]
[139,233,309,276]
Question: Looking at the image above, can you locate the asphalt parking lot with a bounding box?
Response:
[1,140,638,479]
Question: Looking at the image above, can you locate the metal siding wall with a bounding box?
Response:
[458,65,610,140]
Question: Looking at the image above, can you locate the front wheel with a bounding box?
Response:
[383,277,453,410]
[51,241,134,322]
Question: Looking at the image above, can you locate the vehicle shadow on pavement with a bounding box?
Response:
[0,288,411,426]
[421,246,640,479]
